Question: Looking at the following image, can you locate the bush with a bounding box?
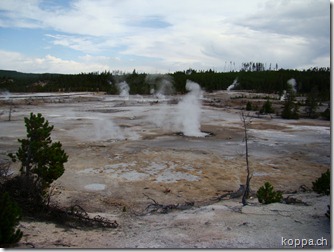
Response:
[281,92,299,119]
[281,101,299,119]
[246,101,253,111]
[321,107,330,120]
[312,169,330,195]
[256,182,283,204]
[0,192,23,247]
[1,175,45,213]
[260,99,274,114]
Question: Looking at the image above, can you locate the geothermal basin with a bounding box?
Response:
[0,90,330,248]
[0,90,330,209]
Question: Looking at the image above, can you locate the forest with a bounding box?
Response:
[0,65,330,101]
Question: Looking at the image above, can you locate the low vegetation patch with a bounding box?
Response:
[312,169,330,196]
[0,192,23,247]
[256,182,283,204]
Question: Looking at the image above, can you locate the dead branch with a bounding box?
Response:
[67,204,119,228]
[23,242,35,248]
[299,184,311,192]
[143,193,194,214]
[215,186,245,201]
[283,196,309,206]
[46,204,118,229]
[0,161,12,179]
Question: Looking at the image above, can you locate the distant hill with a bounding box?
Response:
[0,70,61,79]
[0,69,110,93]
[0,70,39,79]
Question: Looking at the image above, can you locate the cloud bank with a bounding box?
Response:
[0,0,330,73]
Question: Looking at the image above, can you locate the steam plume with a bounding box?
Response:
[145,74,175,99]
[280,78,297,101]
[116,81,130,99]
[287,78,297,93]
[1,90,11,100]
[227,78,239,91]
[176,80,207,137]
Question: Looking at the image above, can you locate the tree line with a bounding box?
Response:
[0,66,330,100]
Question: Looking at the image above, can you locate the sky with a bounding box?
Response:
[0,0,331,74]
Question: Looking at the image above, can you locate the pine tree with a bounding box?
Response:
[256,182,283,204]
[246,101,253,111]
[260,99,274,114]
[281,92,299,119]
[8,113,68,206]
[0,192,23,247]
[305,87,319,118]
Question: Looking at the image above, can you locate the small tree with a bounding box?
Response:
[304,86,319,119]
[0,192,23,247]
[281,92,299,119]
[8,100,13,121]
[260,99,274,114]
[256,182,283,204]
[8,113,68,206]
[246,101,253,111]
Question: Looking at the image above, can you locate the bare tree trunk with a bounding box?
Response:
[241,112,252,206]
[8,100,13,121]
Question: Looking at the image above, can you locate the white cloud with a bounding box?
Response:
[296,55,330,70]
[239,0,330,38]
[201,24,313,67]
[0,49,167,74]
[0,50,110,73]
[0,0,46,28]
[0,0,330,73]
[45,34,104,53]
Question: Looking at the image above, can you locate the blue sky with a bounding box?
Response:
[0,0,330,74]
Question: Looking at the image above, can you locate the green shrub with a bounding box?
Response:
[256,182,283,204]
[0,192,23,247]
[281,101,299,119]
[246,101,253,111]
[260,99,274,114]
[312,169,330,195]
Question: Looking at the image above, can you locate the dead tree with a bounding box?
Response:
[8,99,13,121]
[240,111,252,206]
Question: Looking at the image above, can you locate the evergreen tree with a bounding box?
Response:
[246,101,253,111]
[0,192,23,247]
[8,113,68,206]
[304,87,319,118]
[256,182,283,204]
[260,99,274,114]
[281,92,299,119]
